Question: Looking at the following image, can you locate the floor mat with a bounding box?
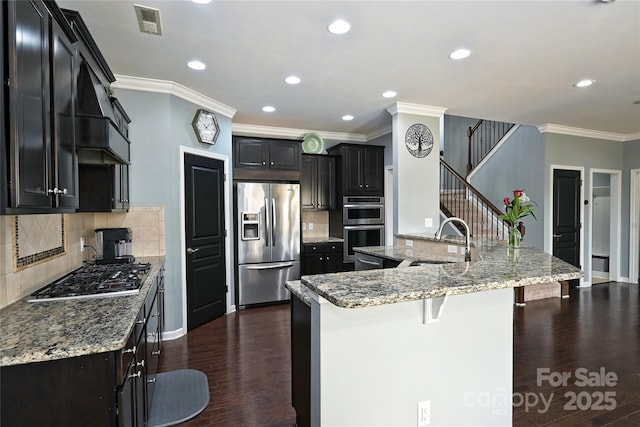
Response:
[148,369,210,427]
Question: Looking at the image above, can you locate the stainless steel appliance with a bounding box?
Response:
[344,224,385,263]
[343,196,385,225]
[28,263,150,302]
[236,182,300,306]
[95,227,135,264]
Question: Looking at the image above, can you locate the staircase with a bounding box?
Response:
[466,119,515,176]
[441,118,515,240]
[440,160,508,240]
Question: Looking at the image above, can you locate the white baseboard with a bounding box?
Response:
[161,328,186,341]
[579,281,592,287]
[227,304,237,313]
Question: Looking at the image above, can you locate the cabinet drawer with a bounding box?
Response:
[304,242,342,254]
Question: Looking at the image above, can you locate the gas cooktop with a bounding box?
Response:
[28,262,151,302]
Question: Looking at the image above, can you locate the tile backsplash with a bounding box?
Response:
[302,210,330,239]
[0,207,165,309]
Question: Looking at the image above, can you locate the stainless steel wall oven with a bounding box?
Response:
[342,196,385,225]
[343,225,385,262]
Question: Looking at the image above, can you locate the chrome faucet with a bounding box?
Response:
[435,217,472,262]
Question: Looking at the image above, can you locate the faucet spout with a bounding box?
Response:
[435,217,472,262]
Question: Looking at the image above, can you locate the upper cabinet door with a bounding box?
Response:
[51,18,78,209]
[269,140,300,170]
[234,138,270,170]
[342,146,364,194]
[8,0,52,209]
[300,155,316,210]
[362,146,384,195]
[315,155,335,210]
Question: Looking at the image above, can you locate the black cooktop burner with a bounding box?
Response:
[29,263,151,302]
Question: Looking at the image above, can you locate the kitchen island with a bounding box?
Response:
[287,237,582,426]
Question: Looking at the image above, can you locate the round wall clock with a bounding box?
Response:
[405,123,434,158]
[192,108,220,144]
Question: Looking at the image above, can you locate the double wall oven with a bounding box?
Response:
[337,196,385,262]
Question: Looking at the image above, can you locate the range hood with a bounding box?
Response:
[75,56,130,165]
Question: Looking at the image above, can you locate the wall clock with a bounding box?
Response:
[405,123,434,158]
[191,108,220,145]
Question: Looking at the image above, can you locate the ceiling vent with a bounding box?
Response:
[134,4,162,36]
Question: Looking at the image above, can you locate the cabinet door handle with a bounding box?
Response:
[326,256,330,261]
[152,350,161,356]
[136,318,146,325]
[319,257,323,261]
[128,371,141,379]
[365,184,369,188]
[136,360,145,368]
[123,345,136,354]
[262,161,266,165]
[147,378,157,384]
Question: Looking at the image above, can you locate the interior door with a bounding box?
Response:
[184,153,226,330]
[552,169,581,285]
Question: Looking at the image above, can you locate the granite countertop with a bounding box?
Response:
[302,236,344,244]
[300,239,582,309]
[0,256,165,367]
[354,245,469,264]
[286,280,311,306]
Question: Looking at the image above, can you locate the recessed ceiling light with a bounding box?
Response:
[382,90,397,98]
[449,48,471,60]
[262,106,276,113]
[191,0,212,4]
[187,60,206,70]
[328,19,351,35]
[342,115,354,121]
[574,79,595,88]
[285,75,301,85]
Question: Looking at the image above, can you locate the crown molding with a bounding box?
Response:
[537,123,639,142]
[232,123,367,142]
[366,125,392,141]
[112,74,237,119]
[386,102,448,118]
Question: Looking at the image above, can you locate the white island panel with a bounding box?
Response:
[311,287,513,426]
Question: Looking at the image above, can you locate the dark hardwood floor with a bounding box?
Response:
[159,282,640,426]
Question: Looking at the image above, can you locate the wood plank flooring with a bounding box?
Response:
[159,282,640,426]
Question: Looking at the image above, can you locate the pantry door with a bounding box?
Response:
[552,168,582,285]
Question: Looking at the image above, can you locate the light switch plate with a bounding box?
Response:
[424,218,433,228]
[406,239,414,247]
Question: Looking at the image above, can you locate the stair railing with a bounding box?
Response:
[466,119,515,176]
[441,159,508,240]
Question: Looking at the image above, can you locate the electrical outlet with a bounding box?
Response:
[80,237,85,252]
[424,217,433,228]
[447,245,457,254]
[406,239,414,247]
[308,223,314,230]
[418,400,431,426]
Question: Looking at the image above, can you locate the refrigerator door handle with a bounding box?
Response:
[264,198,270,247]
[272,198,277,247]
[245,262,294,270]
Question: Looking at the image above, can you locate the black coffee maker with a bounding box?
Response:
[95,228,135,264]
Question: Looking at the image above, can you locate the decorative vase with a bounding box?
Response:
[509,226,522,248]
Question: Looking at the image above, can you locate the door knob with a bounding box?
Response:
[186,247,200,254]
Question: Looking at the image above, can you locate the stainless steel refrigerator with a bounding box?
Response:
[236,182,300,306]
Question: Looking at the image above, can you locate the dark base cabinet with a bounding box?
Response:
[302,242,345,275]
[291,293,311,427]
[0,268,164,427]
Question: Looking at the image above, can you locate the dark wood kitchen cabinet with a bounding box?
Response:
[291,292,311,427]
[327,143,385,198]
[301,154,336,211]
[2,0,79,213]
[233,136,300,180]
[302,241,344,274]
[0,267,165,427]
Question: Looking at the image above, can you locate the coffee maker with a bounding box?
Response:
[95,228,135,264]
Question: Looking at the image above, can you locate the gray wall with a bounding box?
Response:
[114,89,235,333]
[622,139,640,279]
[443,115,479,177]
[544,134,625,280]
[469,126,546,250]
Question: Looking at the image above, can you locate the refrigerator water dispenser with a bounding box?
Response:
[241,212,260,240]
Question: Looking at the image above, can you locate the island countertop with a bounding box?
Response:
[0,256,165,367]
[298,239,582,309]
